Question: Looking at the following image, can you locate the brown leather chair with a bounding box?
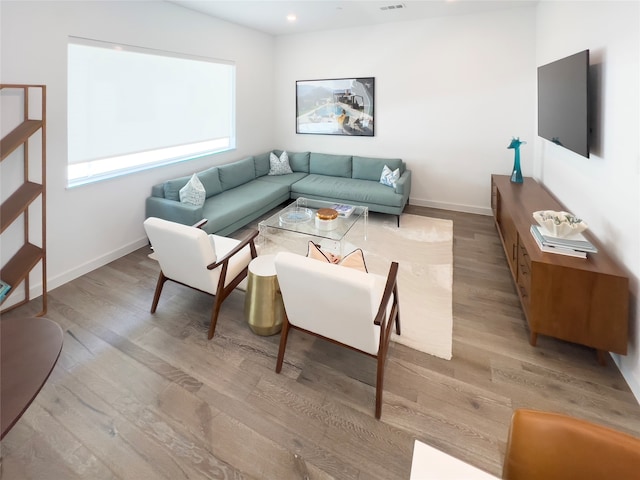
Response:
[503,409,640,479]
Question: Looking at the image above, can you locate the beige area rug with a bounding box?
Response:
[256,213,454,360]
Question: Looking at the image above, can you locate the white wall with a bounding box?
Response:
[273,1,640,400]
[0,1,275,301]
[535,1,640,398]
[3,0,639,400]
[274,6,537,214]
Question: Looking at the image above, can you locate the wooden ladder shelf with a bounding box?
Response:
[0,84,47,315]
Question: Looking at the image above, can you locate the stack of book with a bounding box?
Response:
[530,224,598,258]
[331,203,355,218]
[0,280,11,302]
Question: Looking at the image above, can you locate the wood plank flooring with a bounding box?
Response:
[2,205,640,479]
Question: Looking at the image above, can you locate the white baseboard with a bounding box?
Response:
[4,237,151,308]
[47,237,150,292]
[29,237,149,298]
[613,353,640,405]
[409,197,493,216]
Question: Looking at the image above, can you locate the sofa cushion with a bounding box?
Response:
[352,156,404,181]
[218,156,256,191]
[309,153,352,178]
[151,183,165,198]
[289,151,310,173]
[198,166,223,198]
[255,171,308,187]
[254,152,271,177]
[201,180,289,232]
[292,174,405,208]
[164,175,191,201]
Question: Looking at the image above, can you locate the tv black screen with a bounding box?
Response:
[537,50,590,158]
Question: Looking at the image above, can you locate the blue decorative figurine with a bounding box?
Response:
[508,137,526,184]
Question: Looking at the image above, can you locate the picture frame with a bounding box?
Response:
[295,77,375,136]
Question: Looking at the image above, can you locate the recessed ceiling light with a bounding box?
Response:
[286,14,297,22]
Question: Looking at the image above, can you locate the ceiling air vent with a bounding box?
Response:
[380,4,406,11]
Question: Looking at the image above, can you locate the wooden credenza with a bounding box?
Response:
[491,175,628,359]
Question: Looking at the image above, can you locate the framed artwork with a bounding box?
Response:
[295,77,375,136]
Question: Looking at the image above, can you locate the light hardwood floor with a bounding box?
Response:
[2,206,640,479]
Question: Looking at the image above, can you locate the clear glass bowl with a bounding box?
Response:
[279,207,312,225]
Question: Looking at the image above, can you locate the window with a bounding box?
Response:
[67,37,235,187]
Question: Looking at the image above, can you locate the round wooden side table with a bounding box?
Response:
[1,316,63,439]
[244,254,285,336]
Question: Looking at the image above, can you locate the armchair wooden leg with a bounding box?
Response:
[375,353,385,419]
[207,296,224,340]
[207,269,229,340]
[150,272,168,313]
[275,316,291,373]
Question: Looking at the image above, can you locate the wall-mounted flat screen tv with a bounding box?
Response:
[537,50,590,158]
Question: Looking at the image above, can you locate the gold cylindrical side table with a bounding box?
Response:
[244,254,285,336]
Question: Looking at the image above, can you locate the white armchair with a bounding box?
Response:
[143,217,258,339]
[274,251,400,419]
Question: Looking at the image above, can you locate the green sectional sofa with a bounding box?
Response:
[145,150,412,236]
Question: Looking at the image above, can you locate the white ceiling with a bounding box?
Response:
[168,0,538,36]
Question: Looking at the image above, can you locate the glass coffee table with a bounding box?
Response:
[258,197,368,256]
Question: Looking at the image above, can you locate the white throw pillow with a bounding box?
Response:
[380,164,400,188]
[306,241,368,273]
[179,173,206,206]
[268,151,293,175]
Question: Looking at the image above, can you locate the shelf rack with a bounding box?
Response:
[0,84,47,315]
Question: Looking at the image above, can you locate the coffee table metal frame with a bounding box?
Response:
[258,197,368,255]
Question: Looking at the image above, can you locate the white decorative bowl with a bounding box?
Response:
[533,210,588,238]
[315,216,338,231]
